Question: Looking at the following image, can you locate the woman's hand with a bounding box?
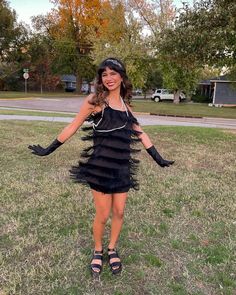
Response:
[146,146,174,167]
[28,144,51,156]
[28,139,63,156]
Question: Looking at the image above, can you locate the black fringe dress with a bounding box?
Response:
[70,100,141,194]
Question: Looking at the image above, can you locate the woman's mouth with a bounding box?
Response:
[106,83,115,87]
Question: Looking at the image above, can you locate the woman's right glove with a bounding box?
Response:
[146,145,174,167]
[28,139,63,156]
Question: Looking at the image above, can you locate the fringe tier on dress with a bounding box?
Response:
[70,103,141,194]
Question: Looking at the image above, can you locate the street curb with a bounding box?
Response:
[133,112,150,115]
[0,97,35,100]
[149,112,203,119]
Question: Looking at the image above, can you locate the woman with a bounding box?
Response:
[28,57,174,277]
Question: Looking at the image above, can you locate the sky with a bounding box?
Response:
[9,0,193,26]
[9,0,54,25]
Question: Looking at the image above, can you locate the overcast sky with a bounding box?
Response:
[9,0,193,26]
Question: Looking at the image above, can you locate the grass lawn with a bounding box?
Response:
[132,101,236,119]
[0,109,75,117]
[1,121,236,295]
[0,102,236,120]
[0,91,82,99]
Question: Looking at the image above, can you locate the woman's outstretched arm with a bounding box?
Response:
[57,94,95,143]
[28,94,95,156]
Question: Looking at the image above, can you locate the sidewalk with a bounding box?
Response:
[1,114,236,129]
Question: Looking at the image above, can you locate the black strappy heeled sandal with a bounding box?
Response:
[90,249,103,277]
[108,248,122,275]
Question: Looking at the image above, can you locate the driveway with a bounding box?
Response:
[0,97,236,129]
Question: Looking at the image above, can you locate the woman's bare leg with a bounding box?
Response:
[91,189,112,272]
[108,192,128,270]
[108,192,128,249]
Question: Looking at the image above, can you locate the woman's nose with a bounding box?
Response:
[104,76,113,82]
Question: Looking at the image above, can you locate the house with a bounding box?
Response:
[61,75,76,92]
[60,75,95,93]
[199,75,236,106]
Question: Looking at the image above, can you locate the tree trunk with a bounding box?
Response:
[173,89,180,104]
[76,73,82,94]
[40,76,43,94]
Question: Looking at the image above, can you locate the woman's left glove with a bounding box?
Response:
[28,139,63,156]
[146,145,174,167]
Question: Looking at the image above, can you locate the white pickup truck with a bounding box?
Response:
[151,89,186,102]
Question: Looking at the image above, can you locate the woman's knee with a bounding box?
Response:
[112,208,124,220]
[95,211,110,224]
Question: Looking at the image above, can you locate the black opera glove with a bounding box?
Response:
[146,145,174,167]
[28,139,63,156]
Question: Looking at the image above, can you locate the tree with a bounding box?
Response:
[128,0,175,34]
[90,1,151,89]
[175,0,236,69]
[0,0,17,60]
[0,0,28,61]
[156,0,236,102]
[0,0,28,90]
[143,60,163,93]
[43,0,106,92]
[127,0,196,103]
[157,17,204,103]
[26,33,61,93]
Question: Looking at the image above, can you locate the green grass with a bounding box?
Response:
[0,102,235,120]
[0,108,75,117]
[1,121,236,295]
[132,101,236,119]
[0,91,83,98]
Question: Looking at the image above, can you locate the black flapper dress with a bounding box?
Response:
[70,99,141,194]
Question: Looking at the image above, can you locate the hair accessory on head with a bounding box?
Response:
[105,59,123,69]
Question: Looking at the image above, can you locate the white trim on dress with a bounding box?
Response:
[93,97,129,132]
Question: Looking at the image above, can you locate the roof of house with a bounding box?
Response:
[199,75,236,85]
[61,75,76,82]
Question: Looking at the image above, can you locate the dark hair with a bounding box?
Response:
[91,57,133,106]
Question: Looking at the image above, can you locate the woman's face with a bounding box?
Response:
[101,67,123,92]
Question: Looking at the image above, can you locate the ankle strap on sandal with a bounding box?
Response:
[94,249,103,254]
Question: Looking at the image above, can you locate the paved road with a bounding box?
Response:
[1,114,236,129]
[0,97,84,112]
[0,97,236,129]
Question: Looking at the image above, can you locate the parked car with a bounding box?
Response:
[151,89,186,102]
[133,89,142,95]
[65,85,76,92]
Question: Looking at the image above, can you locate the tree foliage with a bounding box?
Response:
[31,0,107,92]
[26,34,60,93]
[175,0,236,68]
[5,0,234,97]
[90,1,151,88]
[128,0,175,34]
[47,0,107,91]
[0,0,29,90]
[127,0,191,101]
[0,0,28,62]
[129,0,236,102]
[159,0,236,101]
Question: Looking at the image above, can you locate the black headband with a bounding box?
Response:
[105,59,123,69]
